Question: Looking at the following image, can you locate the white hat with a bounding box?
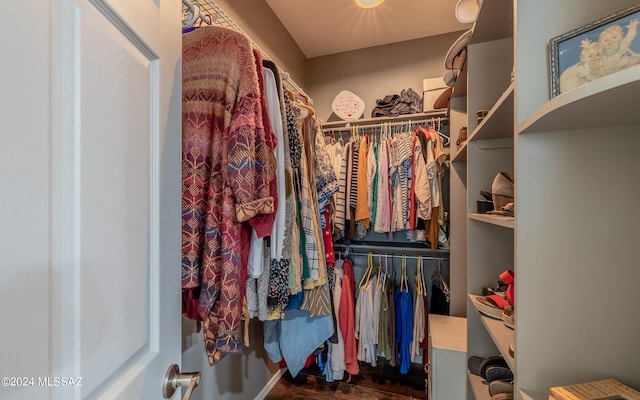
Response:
[444,29,472,70]
[455,0,480,24]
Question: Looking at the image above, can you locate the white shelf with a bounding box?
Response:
[469,294,515,372]
[452,63,468,98]
[470,0,513,44]
[468,213,515,229]
[451,140,468,162]
[469,82,514,142]
[517,64,640,135]
[520,389,546,400]
[468,371,490,400]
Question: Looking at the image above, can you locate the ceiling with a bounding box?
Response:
[265,0,473,58]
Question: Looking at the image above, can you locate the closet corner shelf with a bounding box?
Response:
[469,294,516,372]
[452,65,467,98]
[470,0,513,44]
[468,213,514,229]
[520,389,546,400]
[468,371,491,400]
[451,142,468,162]
[517,65,640,135]
[468,82,514,142]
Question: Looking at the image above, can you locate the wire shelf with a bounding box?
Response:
[183,0,312,103]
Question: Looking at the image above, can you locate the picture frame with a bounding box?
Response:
[549,4,640,97]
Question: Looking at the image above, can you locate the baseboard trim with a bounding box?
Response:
[254,368,286,400]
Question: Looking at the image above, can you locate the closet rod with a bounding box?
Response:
[321,111,448,129]
[334,243,449,260]
[323,118,448,133]
[192,0,312,104]
[339,251,447,262]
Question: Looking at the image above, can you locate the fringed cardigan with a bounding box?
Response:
[182,26,274,364]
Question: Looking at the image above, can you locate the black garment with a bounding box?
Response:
[430,283,450,315]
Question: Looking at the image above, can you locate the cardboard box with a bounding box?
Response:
[423,77,449,112]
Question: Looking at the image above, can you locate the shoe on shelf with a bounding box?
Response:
[485,365,514,382]
[491,393,514,400]
[492,171,514,211]
[502,304,514,329]
[474,295,505,320]
[467,355,508,379]
[489,380,514,396]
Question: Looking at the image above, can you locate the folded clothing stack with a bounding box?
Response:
[371,88,423,117]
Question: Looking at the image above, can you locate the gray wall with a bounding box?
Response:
[307,31,466,122]
[212,0,308,89]
[182,318,280,400]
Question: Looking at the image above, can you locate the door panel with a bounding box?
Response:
[50,0,182,399]
[79,9,154,396]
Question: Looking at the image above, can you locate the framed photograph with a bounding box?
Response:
[549,4,640,97]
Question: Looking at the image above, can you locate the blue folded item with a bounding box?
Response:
[264,308,334,377]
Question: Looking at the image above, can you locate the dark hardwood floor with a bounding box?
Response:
[265,361,428,400]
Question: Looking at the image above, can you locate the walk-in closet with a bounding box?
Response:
[3,1,640,400]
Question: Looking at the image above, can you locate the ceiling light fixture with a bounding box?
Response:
[355,0,384,9]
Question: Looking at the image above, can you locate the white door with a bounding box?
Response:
[0,0,184,399]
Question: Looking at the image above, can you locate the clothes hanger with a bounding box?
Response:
[436,258,450,298]
[358,252,375,289]
[414,256,423,296]
[435,117,451,146]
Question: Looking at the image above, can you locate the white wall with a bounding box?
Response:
[0,2,51,399]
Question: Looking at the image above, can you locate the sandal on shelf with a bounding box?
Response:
[489,380,514,396]
[474,296,505,320]
[502,304,514,329]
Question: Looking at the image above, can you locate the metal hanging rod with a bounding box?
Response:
[323,118,449,133]
[334,243,449,261]
[188,0,312,104]
[338,251,448,262]
[321,111,448,130]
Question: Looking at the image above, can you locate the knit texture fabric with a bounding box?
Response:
[182,26,273,364]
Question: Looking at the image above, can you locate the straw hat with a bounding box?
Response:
[444,29,472,70]
[455,0,480,24]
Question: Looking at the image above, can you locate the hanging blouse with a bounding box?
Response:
[368,140,379,225]
[355,135,370,228]
[339,258,360,376]
[374,137,391,233]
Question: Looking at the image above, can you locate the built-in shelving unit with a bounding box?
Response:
[452,1,640,399]
[514,1,640,398]
[451,0,516,399]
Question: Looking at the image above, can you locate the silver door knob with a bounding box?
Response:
[162,364,200,400]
